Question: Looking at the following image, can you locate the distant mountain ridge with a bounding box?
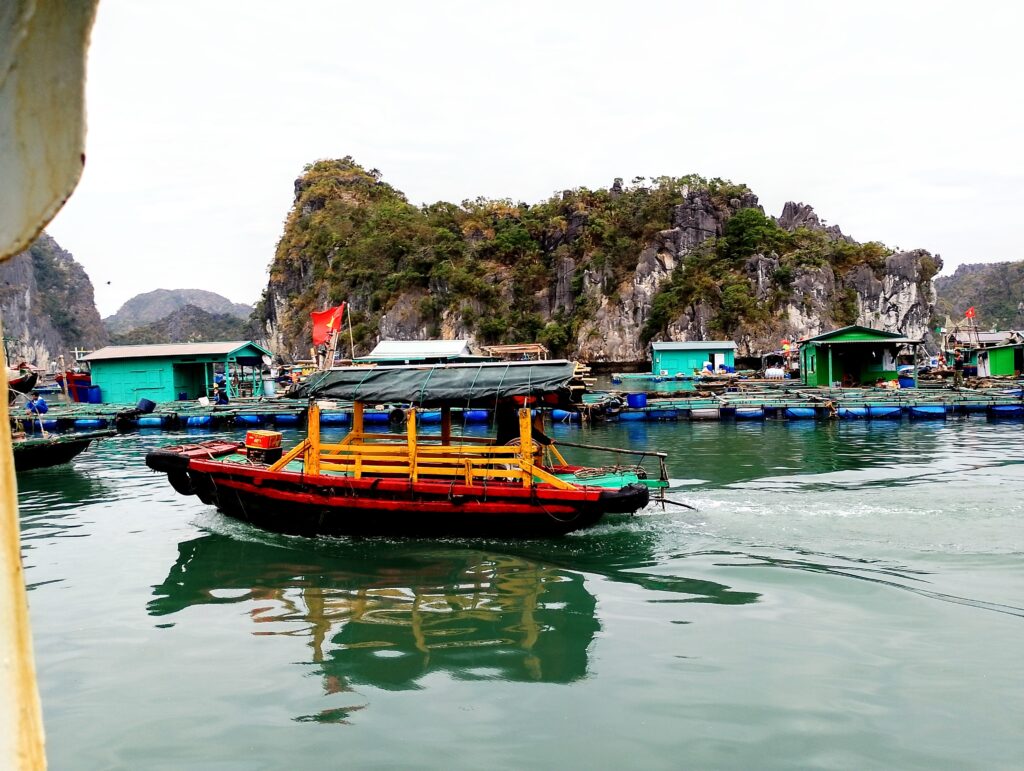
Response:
[104,288,252,334]
[934,261,1024,329]
[109,304,248,345]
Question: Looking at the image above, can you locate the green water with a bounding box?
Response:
[17,420,1024,769]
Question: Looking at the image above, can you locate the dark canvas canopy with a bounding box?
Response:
[292,360,580,407]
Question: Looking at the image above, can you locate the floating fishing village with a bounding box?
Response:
[11,322,1024,437]
[5,4,1024,770]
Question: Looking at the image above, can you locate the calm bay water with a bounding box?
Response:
[17,419,1024,769]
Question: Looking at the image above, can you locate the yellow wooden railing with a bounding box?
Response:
[271,402,575,490]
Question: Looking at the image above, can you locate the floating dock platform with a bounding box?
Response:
[15,383,1024,434]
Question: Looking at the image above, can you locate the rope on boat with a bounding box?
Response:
[573,464,647,480]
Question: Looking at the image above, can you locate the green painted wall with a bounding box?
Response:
[652,348,735,375]
[985,346,1018,376]
[90,359,177,403]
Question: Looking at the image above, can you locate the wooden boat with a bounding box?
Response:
[54,370,92,402]
[6,366,38,404]
[147,361,667,537]
[12,429,115,471]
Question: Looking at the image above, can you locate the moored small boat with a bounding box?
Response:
[12,429,115,471]
[147,361,666,537]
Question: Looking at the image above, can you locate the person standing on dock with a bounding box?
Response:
[953,350,964,389]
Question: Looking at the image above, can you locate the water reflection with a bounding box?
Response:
[17,466,110,546]
[150,535,599,699]
[149,528,762,721]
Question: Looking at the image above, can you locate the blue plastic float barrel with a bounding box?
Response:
[86,385,103,404]
[363,411,390,424]
[785,407,816,419]
[626,393,648,408]
[909,405,946,419]
[186,415,212,427]
[319,412,350,425]
[989,404,1024,418]
[74,418,104,429]
[735,407,764,420]
[647,409,679,420]
[867,406,902,419]
[235,414,263,426]
[138,416,165,428]
[274,414,300,426]
[463,409,489,423]
[898,377,916,388]
[837,407,867,419]
[619,411,646,421]
[551,409,581,423]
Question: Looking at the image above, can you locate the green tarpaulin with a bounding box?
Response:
[292,361,580,407]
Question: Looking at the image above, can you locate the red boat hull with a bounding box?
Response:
[55,371,92,402]
[146,443,649,537]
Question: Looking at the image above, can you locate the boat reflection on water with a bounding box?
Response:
[149,535,598,701]
[149,531,761,722]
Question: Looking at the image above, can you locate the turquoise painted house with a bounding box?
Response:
[80,341,272,403]
[651,341,736,375]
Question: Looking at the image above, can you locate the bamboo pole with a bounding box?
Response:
[1,329,46,769]
[550,438,667,459]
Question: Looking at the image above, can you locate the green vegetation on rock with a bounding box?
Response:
[110,304,248,345]
[266,159,764,355]
[262,157,938,360]
[934,261,1024,329]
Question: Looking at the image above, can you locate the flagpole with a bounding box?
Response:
[347,303,355,359]
[326,327,339,370]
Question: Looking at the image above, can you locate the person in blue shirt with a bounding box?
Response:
[25,393,48,414]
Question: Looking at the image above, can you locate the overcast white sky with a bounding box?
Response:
[48,1,1024,317]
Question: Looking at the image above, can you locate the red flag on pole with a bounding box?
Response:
[965,307,976,319]
[311,304,345,346]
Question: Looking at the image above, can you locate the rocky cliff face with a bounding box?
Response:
[0,232,107,367]
[260,159,940,362]
[535,191,936,361]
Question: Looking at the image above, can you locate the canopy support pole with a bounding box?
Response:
[518,407,535,485]
[305,401,320,475]
[407,408,418,483]
[441,406,451,445]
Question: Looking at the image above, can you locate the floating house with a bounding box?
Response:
[353,339,485,365]
[974,342,1024,377]
[651,341,737,376]
[945,330,1024,377]
[80,341,272,403]
[799,325,922,387]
